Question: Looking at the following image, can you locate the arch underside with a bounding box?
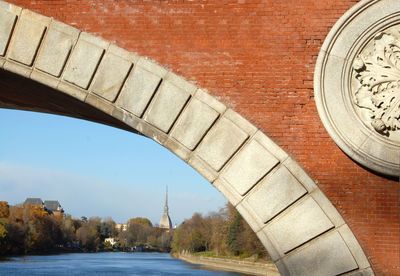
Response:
[0,1,373,275]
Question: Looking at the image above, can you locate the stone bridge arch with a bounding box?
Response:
[0,1,373,275]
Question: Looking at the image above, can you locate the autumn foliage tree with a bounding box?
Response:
[171,203,269,260]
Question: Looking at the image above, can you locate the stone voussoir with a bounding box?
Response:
[31,19,80,88]
[91,44,137,102]
[281,230,359,276]
[263,195,335,255]
[194,110,253,172]
[0,1,21,57]
[4,8,49,77]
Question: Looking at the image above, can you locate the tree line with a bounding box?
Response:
[0,201,172,255]
[0,201,269,261]
[171,203,270,260]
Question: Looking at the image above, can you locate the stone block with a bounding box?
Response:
[338,224,371,269]
[224,109,257,136]
[57,81,87,102]
[134,120,168,146]
[164,138,191,161]
[255,229,281,262]
[136,57,167,77]
[8,16,47,66]
[282,231,358,276]
[236,202,264,233]
[265,196,334,254]
[35,20,79,77]
[165,71,197,94]
[144,81,191,133]
[63,33,108,89]
[194,89,226,114]
[85,93,114,115]
[213,178,242,206]
[91,52,132,102]
[0,9,17,56]
[221,139,279,196]
[117,66,162,117]
[196,117,248,171]
[242,165,307,224]
[253,131,288,162]
[3,60,31,77]
[188,155,218,183]
[171,98,219,150]
[310,188,345,227]
[0,1,22,14]
[274,261,290,276]
[31,69,59,88]
[283,157,316,192]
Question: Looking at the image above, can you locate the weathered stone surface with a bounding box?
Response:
[256,229,281,262]
[196,117,248,171]
[171,98,219,150]
[164,137,191,161]
[3,60,31,77]
[283,158,316,192]
[253,131,288,162]
[221,139,279,196]
[57,81,87,101]
[213,178,242,206]
[136,57,167,77]
[311,188,345,227]
[166,71,197,94]
[144,81,191,133]
[91,52,132,102]
[242,166,307,223]
[117,66,161,117]
[236,201,264,233]
[35,21,79,77]
[8,18,46,66]
[0,9,17,56]
[188,154,218,183]
[224,108,257,136]
[63,33,108,89]
[85,93,114,115]
[195,89,226,114]
[283,231,358,276]
[338,224,371,270]
[266,196,334,254]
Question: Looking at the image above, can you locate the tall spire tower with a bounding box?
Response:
[159,186,172,229]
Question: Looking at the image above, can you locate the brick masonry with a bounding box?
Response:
[0,0,399,275]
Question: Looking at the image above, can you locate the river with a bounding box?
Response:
[0,252,247,275]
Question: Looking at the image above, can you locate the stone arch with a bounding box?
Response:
[0,1,372,275]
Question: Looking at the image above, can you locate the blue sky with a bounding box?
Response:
[0,108,227,225]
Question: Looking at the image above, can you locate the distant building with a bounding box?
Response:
[23,198,64,216]
[158,186,172,230]
[24,198,44,206]
[104,237,117,246]
[44,200,64,216]
[115,223,127,232]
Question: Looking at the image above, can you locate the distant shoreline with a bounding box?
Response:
[172,252,280,276]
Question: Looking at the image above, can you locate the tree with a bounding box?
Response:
[0,202,10,218]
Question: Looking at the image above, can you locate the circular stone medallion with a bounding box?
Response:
[314,0,400,177]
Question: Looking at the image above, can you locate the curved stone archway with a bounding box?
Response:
[0,1,373,275]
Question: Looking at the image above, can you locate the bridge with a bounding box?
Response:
[0,0,398,275]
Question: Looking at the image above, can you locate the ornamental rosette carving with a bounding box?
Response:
[353,31,400,136]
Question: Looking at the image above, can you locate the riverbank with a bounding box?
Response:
[173,252,280,276]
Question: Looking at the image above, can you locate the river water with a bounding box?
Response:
[0,252,246,275]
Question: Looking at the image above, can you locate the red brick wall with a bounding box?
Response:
[5,0,399,274]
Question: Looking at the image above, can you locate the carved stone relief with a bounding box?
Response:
[314,0,400,177]
[352,26,400,142]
